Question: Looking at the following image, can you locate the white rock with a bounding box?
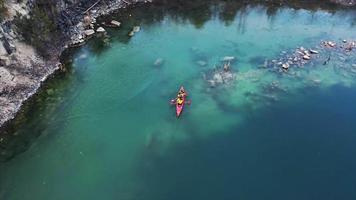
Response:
[309,49,319,54]
[154,58,164,66]
[84,29,95,36]
[96,27,106,33]
[196,60,207,66]
[303,55,311,60]
[222,56,235,61]
[128,31,135,37]
[213,73,223,83]
[282,63,289,70]
[133,26,141,33]
[111,20,121,27]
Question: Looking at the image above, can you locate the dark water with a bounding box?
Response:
[138,86,356,200]
[1,2,356,200]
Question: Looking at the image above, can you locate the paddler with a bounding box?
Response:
[176,97,184,105]
[177,87,186,98]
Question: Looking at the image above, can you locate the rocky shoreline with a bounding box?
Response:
[0,0,150,129]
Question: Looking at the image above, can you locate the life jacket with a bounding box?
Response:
[177,98,183,105]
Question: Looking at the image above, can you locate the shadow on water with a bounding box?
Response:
[137,85,356,200]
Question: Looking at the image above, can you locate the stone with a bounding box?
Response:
[0,56,10,66]
[303,55,311,60]
[83,15,91,26]
[84,29,95,36]
[343,40,347,43]
[111,20,121,27]
[352,64,356,68]
[327,41,336,47]
[133,26,141,33]
[309,49,319,54]
[154,58,164,66]
[128,31,135,37]
[213,73,223,83]
[96,27,106,33]
[282,63,289,70]
[0,67,13,82]
[222,56,235,62]
[196,60,207,67]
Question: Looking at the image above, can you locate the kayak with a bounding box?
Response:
[176,96,185,117]
[175,86,186,117]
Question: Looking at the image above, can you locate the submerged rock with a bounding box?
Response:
[154,58,164,66]
[196,60,207,67]
[309,49,319,54]
[222,56,235,62]
[303,55,311,60]
[133,26,141,33]
[282,63,289,70]
[128,31,135,37]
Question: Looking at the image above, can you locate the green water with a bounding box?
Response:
[1,3,356,200]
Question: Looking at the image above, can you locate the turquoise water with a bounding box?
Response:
[1,3,356,200]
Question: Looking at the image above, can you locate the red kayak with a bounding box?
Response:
[171,86,189,117]
[176,96,185,117]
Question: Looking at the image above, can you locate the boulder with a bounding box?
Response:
[327,41,336,47]
[154,58,164,66]
[213,73,223,83]
[196,60,207,67]
[222,56,235,62]
[133,26,141,33]
[0,56,10,66]
[303,55,311,60]
[343,40,347,43]
[96,27,106,33]
[282,63,289,70]
[352,64,356,69]
[84,29,95,36]
[309,49,319,54]
[111,20,121,27]
[0,67,13,82]
[128,31,135,37]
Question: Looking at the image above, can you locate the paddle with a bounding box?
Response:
[185,100,192,105]
[170,99,176,105]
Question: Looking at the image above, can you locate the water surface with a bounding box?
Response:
[1,3,356,200]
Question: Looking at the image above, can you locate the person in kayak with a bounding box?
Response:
[176,96,184,105]
[177,87,187,98]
